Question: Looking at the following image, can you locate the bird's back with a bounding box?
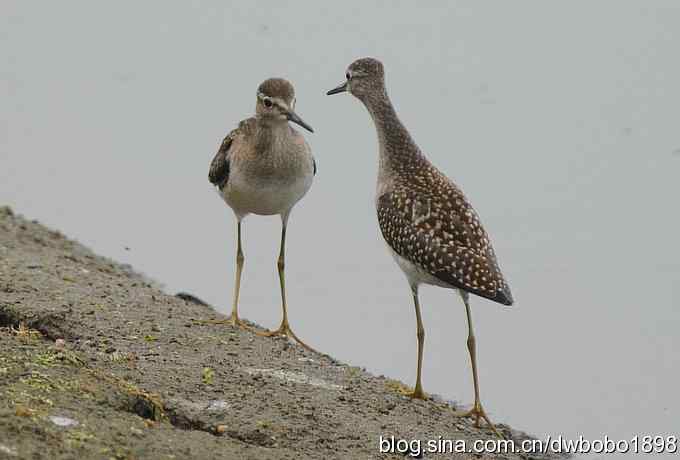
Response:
[376,158,513,306]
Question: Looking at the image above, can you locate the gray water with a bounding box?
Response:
[2,1,679,456]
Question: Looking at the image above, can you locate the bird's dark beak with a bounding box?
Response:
[286,110,314,133]
[326,81,348,96]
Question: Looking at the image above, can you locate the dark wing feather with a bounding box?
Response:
[313,157,317,175]
[209,118,257,188]
[377,182,513,306]
[208,134,233,188]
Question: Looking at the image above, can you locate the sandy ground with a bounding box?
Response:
[0,206,561,460]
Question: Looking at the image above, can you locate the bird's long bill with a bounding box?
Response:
[286,110,314,133]
[326,81,348,95]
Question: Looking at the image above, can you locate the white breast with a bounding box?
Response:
[222,172,313,218]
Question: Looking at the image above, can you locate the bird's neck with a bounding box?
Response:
[255,119,292,153]
[360,89,424,180]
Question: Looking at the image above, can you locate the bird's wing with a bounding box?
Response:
[376,184,513,306]
[313,157,317,175]
[208,118,255,188]
[208,134,233,188]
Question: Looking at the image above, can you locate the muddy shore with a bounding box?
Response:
[0,206,558,459]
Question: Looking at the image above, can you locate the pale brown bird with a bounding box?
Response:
[209,78,316,351]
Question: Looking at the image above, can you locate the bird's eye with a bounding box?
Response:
[345,72,351,80]
[263,98,273,108]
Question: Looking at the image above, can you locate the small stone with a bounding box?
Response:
[14,406,33,417]
[206,400,229,412]
[54,339,66,349]
[0,444,18,457]
[48,415,78,428]
[215,424,227,434]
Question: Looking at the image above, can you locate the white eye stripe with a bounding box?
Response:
[257,94,288,110]
[347,70,368,79]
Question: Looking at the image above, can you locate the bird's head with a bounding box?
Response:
[326,57,385,100]
[256,78,313,133]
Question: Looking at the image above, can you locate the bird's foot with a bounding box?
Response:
[388,381,429,400]
[407,386,428,400]
[256,322,318,353]
[454,402,503,438]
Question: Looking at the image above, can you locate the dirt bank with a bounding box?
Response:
[0,206,559,459]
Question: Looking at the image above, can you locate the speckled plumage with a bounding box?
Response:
[327,59,513,429]
[344,58,513,306]
[376,164,513,305]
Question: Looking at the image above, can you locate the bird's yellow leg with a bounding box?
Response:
[195,221,252,330]
[452,292,502,438]
[256,220,318,353]
[227,221,253,329]
[390,288,428,399]
[407,288,427,399]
